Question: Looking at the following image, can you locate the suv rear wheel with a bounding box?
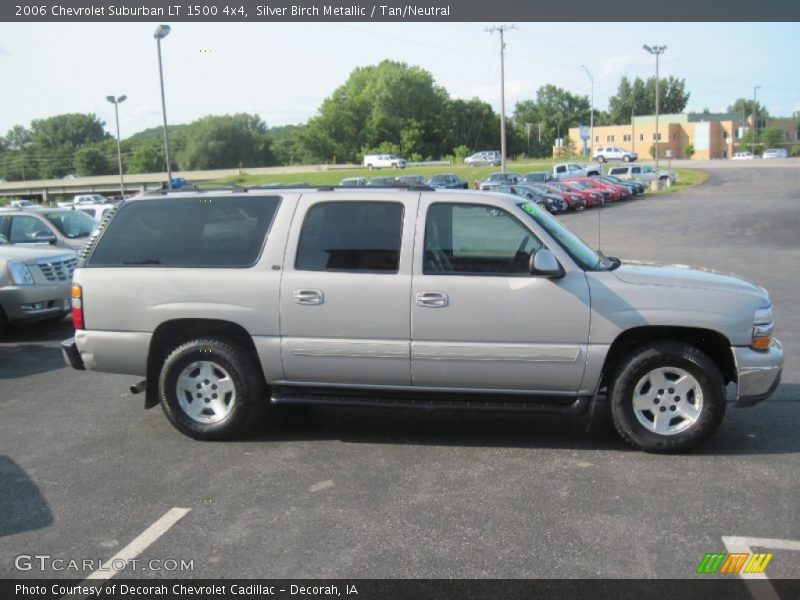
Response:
[608,341,726,453]
[159,337,266,440]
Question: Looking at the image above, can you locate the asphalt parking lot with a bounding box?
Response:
[1,165,798,582]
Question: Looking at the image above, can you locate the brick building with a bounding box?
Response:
[565,112,799,160]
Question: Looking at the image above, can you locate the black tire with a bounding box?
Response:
[0,308,7,338]
[623,155,631,162]
[597,155,606,163]
[159,337,267,440]
[608,341,726,453]
[367,164,374,170]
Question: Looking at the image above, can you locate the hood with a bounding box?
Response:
[612,261,769,303]
[0,244,76,264]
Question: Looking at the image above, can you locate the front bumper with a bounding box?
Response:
[0,285,70,323]
[733,338,783,407]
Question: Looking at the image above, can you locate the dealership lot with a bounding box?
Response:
[1,166,798,580]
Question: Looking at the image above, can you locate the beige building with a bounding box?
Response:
[565,113,799,160]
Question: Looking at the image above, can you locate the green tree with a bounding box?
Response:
[727,98,770,120]
[442,97,499,155]
[761,128,783,148]
[4,125,32,150]
[608,76,690,124]
[301,60,450,163]
[512,85,590,156]
[74,146,110,176]
[684,143,695,159]
[128,143,165,174]
[29,113,108,151]
[179,113,272,170]
[266,124,309,166]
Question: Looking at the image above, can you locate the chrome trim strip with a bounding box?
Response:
[412,342,581,363]
[285,339,409,359]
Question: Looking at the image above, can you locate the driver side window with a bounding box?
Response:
[423,203,542,276]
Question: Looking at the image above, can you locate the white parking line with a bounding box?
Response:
[81,508,192,581]
[85,507,191,580]
[722,535,800,600]
[59,508,191,600]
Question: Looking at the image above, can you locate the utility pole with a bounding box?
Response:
[752,85,761,157]
[487,25,515,173]
[525,122,532,156]
[581,65,594,157]
[643,45,667,180]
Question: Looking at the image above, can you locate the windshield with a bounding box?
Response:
[517,202,614,271]
[45,211,96,238]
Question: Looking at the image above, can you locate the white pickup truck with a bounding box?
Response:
[553,162,603,180]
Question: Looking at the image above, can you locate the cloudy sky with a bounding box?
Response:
[1,21,799,138]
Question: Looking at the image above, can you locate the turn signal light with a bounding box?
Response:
[751,336,771,351]
[71,283,84,330]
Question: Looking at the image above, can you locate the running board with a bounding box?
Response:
[270,387,590,414]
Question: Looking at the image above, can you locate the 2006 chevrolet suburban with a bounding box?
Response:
[61,187,783,453]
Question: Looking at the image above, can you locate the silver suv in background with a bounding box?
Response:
[0,208,97,251]
[593,146,638,163]
[608,164,677,184]
[1,235,75,335]
[62,187,783,453]
[464,151,501,166]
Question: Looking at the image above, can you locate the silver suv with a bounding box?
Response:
[0,207,97,251]
[62,188,783,453]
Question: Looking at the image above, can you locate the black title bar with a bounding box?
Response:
[4,0,800,22]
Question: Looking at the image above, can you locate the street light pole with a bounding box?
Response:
[752,85,761,157]
[154,24,173,189]
[581,65,594,158]
[106,94,127,195]
[643,45,667,181]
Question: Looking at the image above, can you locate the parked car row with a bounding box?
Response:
[478,170,648,214]
[340,173,469,189]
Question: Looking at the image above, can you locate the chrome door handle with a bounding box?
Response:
[416,291,449,308]
[293,289,324,305]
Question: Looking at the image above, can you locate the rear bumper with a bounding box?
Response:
[733,339,783,407]
[61,337,85,370]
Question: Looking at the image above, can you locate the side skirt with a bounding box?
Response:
[270,386,591,415]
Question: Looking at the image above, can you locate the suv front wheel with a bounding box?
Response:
[159,337,266,440]
[608,341,726,453]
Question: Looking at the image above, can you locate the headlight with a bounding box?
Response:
[752,306,774,350]
[8,261,35,285]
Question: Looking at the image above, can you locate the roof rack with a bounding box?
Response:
[140,183,439,195]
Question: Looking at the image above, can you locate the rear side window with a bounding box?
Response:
[295,201,403,273]
[88,196,280,267]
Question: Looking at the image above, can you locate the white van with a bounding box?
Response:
[363,154,407,169]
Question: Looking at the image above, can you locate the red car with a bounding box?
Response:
[566,177,629,201]
[525,182,586,210]
[545,181,604,208]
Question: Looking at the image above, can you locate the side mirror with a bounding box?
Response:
[33,230,57,244]
[529,249,565,279]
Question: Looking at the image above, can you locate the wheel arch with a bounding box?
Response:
[600,326,736,389]
[144,318,264,408]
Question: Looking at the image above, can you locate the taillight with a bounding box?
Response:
[72,283,84,330]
